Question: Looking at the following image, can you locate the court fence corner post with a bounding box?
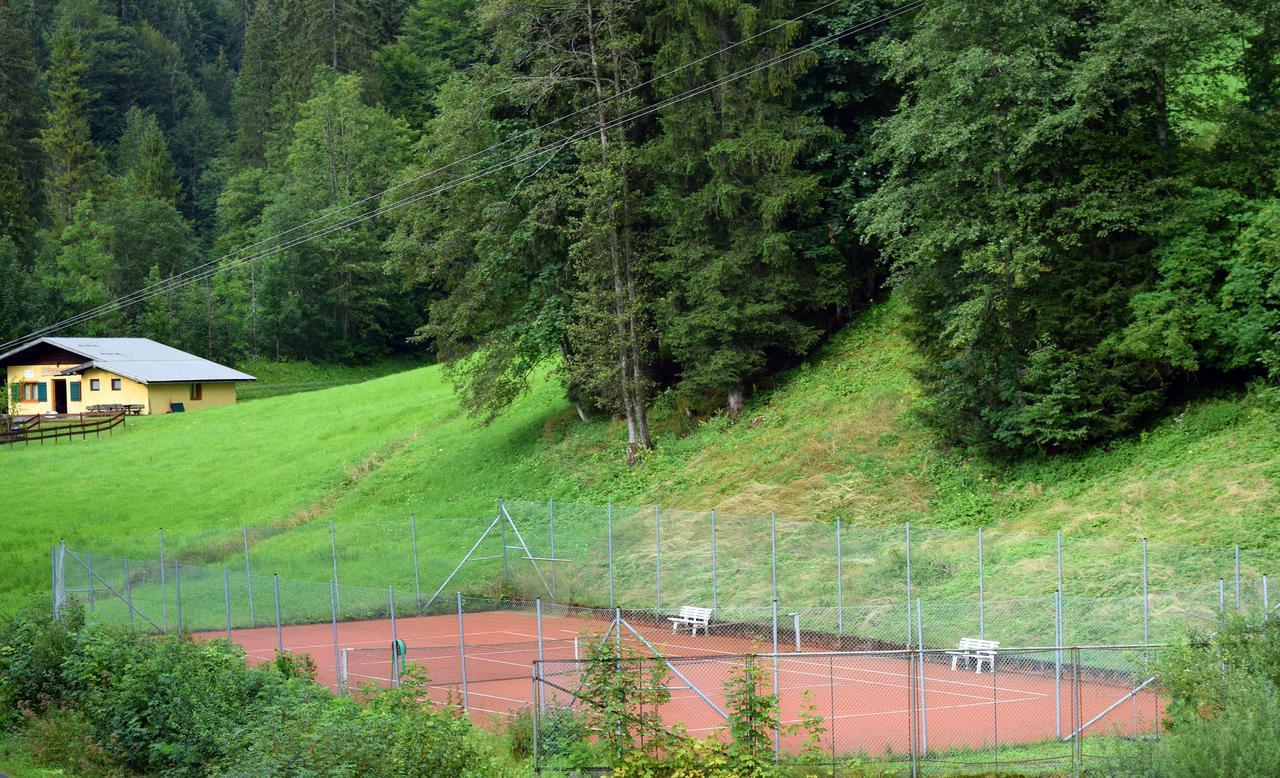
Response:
[531,665,541,775]
[272,573,282,655]
[242,526,255,628]
[330,579,341,695]
[457,592,469,710]
[410,513,422,613]
[771,598,780,761]
[223,566,232,643]
[159,529,168,633]
[607,502,615,611]
[173,559,182,636]
[535,598,545,713]
[388,585,399,688]
[655,506,662,617]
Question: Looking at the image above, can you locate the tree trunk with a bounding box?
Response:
[586,0,651,460]
[727,385,745,417]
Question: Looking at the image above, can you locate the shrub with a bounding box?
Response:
[222,666,509,777]
[0,601,83,730]
[59,625,294,775]
[1158,678,1280,778]
[22,704,125,777]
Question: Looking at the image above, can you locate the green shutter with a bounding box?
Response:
[70,381,81,402]
[37,382,47,402]
[8,382,17,404]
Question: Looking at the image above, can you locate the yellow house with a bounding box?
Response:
[1,337,256,416]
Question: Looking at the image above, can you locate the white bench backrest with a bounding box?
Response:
[677,606,712,621]
[956,638,999,652]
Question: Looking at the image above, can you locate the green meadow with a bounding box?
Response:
[7,301,1280,647]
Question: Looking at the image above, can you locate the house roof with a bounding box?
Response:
[0,337,256,385]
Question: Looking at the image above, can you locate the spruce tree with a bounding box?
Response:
[647,0,838,415]
[231,0,278,167]
[118,107,182,205]
[41,23,104,226]
[0,0,46,249]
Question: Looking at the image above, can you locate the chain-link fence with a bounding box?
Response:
[51,500,1279,658]
[533,645,1164,776]
[47,496,1275,773]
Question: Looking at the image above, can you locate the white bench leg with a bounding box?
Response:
[951,656,958,671]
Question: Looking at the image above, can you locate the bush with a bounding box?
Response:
[22,705,125,777]
[0,601,83,730]
[1158,679,1280,778]
[222,666,511,777]
[1151,618,1280,777]
[0,607,508,777]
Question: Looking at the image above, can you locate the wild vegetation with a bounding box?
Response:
[2,303,1276,619]
[1,0,1276,460]
[4,602,1279,776]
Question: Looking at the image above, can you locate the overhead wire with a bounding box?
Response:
[1,0,923,352]
[5,0,864,350]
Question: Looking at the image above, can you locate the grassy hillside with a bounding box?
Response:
[5,300,1278,629]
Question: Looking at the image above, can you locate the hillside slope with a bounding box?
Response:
[4,299,1278,614]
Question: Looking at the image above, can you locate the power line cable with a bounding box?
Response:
[8,0,858,347]
[1,1,922,352]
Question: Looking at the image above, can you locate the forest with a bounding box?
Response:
[0,0,1276,459]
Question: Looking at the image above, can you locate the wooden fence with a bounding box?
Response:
[1,410,126,446]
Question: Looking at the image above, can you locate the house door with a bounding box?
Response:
[52,379,67,414]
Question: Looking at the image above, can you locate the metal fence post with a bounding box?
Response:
[836,518,843,635]
[457,592,469,710]
[905,523,912,648]
[410,513,421,612]
[242,526,255,627]
[549,499,557,599]
[655,506,662,615]
[771,599,780,760]
[607,502,615,610]
[1057,531,1065,650]
[1235,545,1241,611]
[1057,530,1063,604]
[330,580,341,694]
[1264,574,1270,618]
[770,512,778,604]
[916,600,927,756]
[710,509,717,618]
[1141,538,1149,646]
[501,501,510,581]
[123,557,134,627]
[791,612,801,652]
[87,551,94,611]
[389,585,399,687]
[273,573,282,654]
[51,546,58,620]
[223,567,232,642]
[531,664,541,774]
[536,598,545,713]
[159,529,168,633]
[174,560,182,636]
[328,521,340,614]
[978,527,985,640]
[1055,589,1063,739]
[1219,578,1226,621]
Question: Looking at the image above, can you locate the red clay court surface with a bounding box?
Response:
[196,609,1163,758]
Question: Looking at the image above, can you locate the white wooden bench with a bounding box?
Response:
[668,605,712,636]
[947,637,999,673]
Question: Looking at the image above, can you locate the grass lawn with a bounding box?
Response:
[6,299,1279,644]
[234,356,433,401]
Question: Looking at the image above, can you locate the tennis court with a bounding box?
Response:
[196,602,1163,762]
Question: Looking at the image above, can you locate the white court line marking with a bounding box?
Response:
[660,654,1048,701]
[682,693,1048,734]
[426,686,531,706]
